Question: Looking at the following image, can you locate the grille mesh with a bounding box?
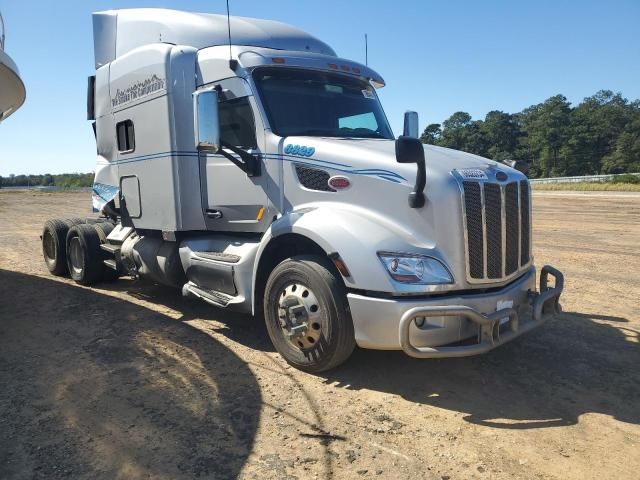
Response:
[505,182,520,275]
[484,183,503,279]
[295,164,335,192]
[462,177,531,282]
[462,182,484,278]
[520,180,530,266]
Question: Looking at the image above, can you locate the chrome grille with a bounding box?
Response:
[461,178,532,283]
[505,182,520,275]
[462,182,484,278]
[520,180,531,266]
[484,183,502,279]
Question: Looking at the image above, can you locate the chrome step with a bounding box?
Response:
[103,259,118,271]
[193,251,241,263]
[182,283,234,308]
[100,243,121,254]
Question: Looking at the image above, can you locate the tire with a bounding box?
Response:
[263,255,355,372]
[94,221,115,238]
[65,217,85,226]
[42,219,72,276]
[65,224,106,285]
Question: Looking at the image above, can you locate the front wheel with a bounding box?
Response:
[263,255,355,372]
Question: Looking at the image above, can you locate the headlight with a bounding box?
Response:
[378,252,453,284]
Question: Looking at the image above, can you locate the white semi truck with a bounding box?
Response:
[0,12,26,122]
[41,9,563,372]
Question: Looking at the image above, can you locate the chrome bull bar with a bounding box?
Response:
[399,265,564,358]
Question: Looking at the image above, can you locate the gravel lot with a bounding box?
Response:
[1,189,638,479]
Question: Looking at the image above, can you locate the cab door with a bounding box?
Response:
[200,77,272,233]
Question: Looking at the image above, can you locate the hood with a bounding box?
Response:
[281,136,529,293]
[283,136,517,187]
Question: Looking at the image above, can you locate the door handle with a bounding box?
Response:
[206,209,223,219]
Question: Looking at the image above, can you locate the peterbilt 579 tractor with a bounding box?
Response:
[41,9,564,372]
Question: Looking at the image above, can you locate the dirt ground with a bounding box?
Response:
[0,189,638,480]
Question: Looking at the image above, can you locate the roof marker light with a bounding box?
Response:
[328,63,338,69]
[272,57,286,64]
[340,65,350,71]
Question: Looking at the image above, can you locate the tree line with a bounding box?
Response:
[420,90,640,178]
[0,172,94,189]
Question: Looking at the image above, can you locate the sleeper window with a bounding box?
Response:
[116,120,135,153]
[219,97,257,149]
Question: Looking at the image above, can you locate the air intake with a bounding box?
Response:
[295,164,335,192]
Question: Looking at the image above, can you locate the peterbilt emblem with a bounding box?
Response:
[457,168,488,180]
[285,144,315,157]
[328,176,351,190]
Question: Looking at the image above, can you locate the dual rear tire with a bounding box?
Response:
[41,218,84,275]
[42,218,114,285]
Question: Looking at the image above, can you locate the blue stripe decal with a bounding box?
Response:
[108,150,406,183]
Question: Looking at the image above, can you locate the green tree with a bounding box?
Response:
[41,174,54,186]
[420,123,441,144]
[481,111,521,161]
[519,95,571,177]
[437,112,488,156]
[602,116,640,173]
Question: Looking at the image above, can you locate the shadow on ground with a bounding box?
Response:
[92,278,275,353]
[93,277,639,431]
[0,270,261,479]
[321,310,640,429]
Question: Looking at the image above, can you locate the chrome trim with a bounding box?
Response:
[500,183,507,278]
[481,182,487,279]
[517,180,522,271]
[454,171,533,285]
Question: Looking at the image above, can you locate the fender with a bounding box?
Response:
[251,202,448,314]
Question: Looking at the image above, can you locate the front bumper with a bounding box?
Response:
[347,265,563,357]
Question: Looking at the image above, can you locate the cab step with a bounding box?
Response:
[182,282,233,308]
[100,243,121,255]
[103,259,118,271]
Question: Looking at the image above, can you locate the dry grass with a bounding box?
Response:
[532,182,640,191]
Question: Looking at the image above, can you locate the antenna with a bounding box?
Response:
[226,0,237,70]
[365,33,368,66]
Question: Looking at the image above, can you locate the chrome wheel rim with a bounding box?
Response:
[68,236,84,275]
[277,283,323,350]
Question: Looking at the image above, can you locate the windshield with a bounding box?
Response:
[253,67,394,139]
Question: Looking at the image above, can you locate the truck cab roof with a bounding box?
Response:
[93,8,337,69]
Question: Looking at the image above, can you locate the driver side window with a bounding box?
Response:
[219,97,257,149]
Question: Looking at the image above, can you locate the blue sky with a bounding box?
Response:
[1,0,639,175]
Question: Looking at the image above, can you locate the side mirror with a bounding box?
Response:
[403,111,419,139]
[396,136,426,208]
[194,89,220,152]
[396,135,425,164]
